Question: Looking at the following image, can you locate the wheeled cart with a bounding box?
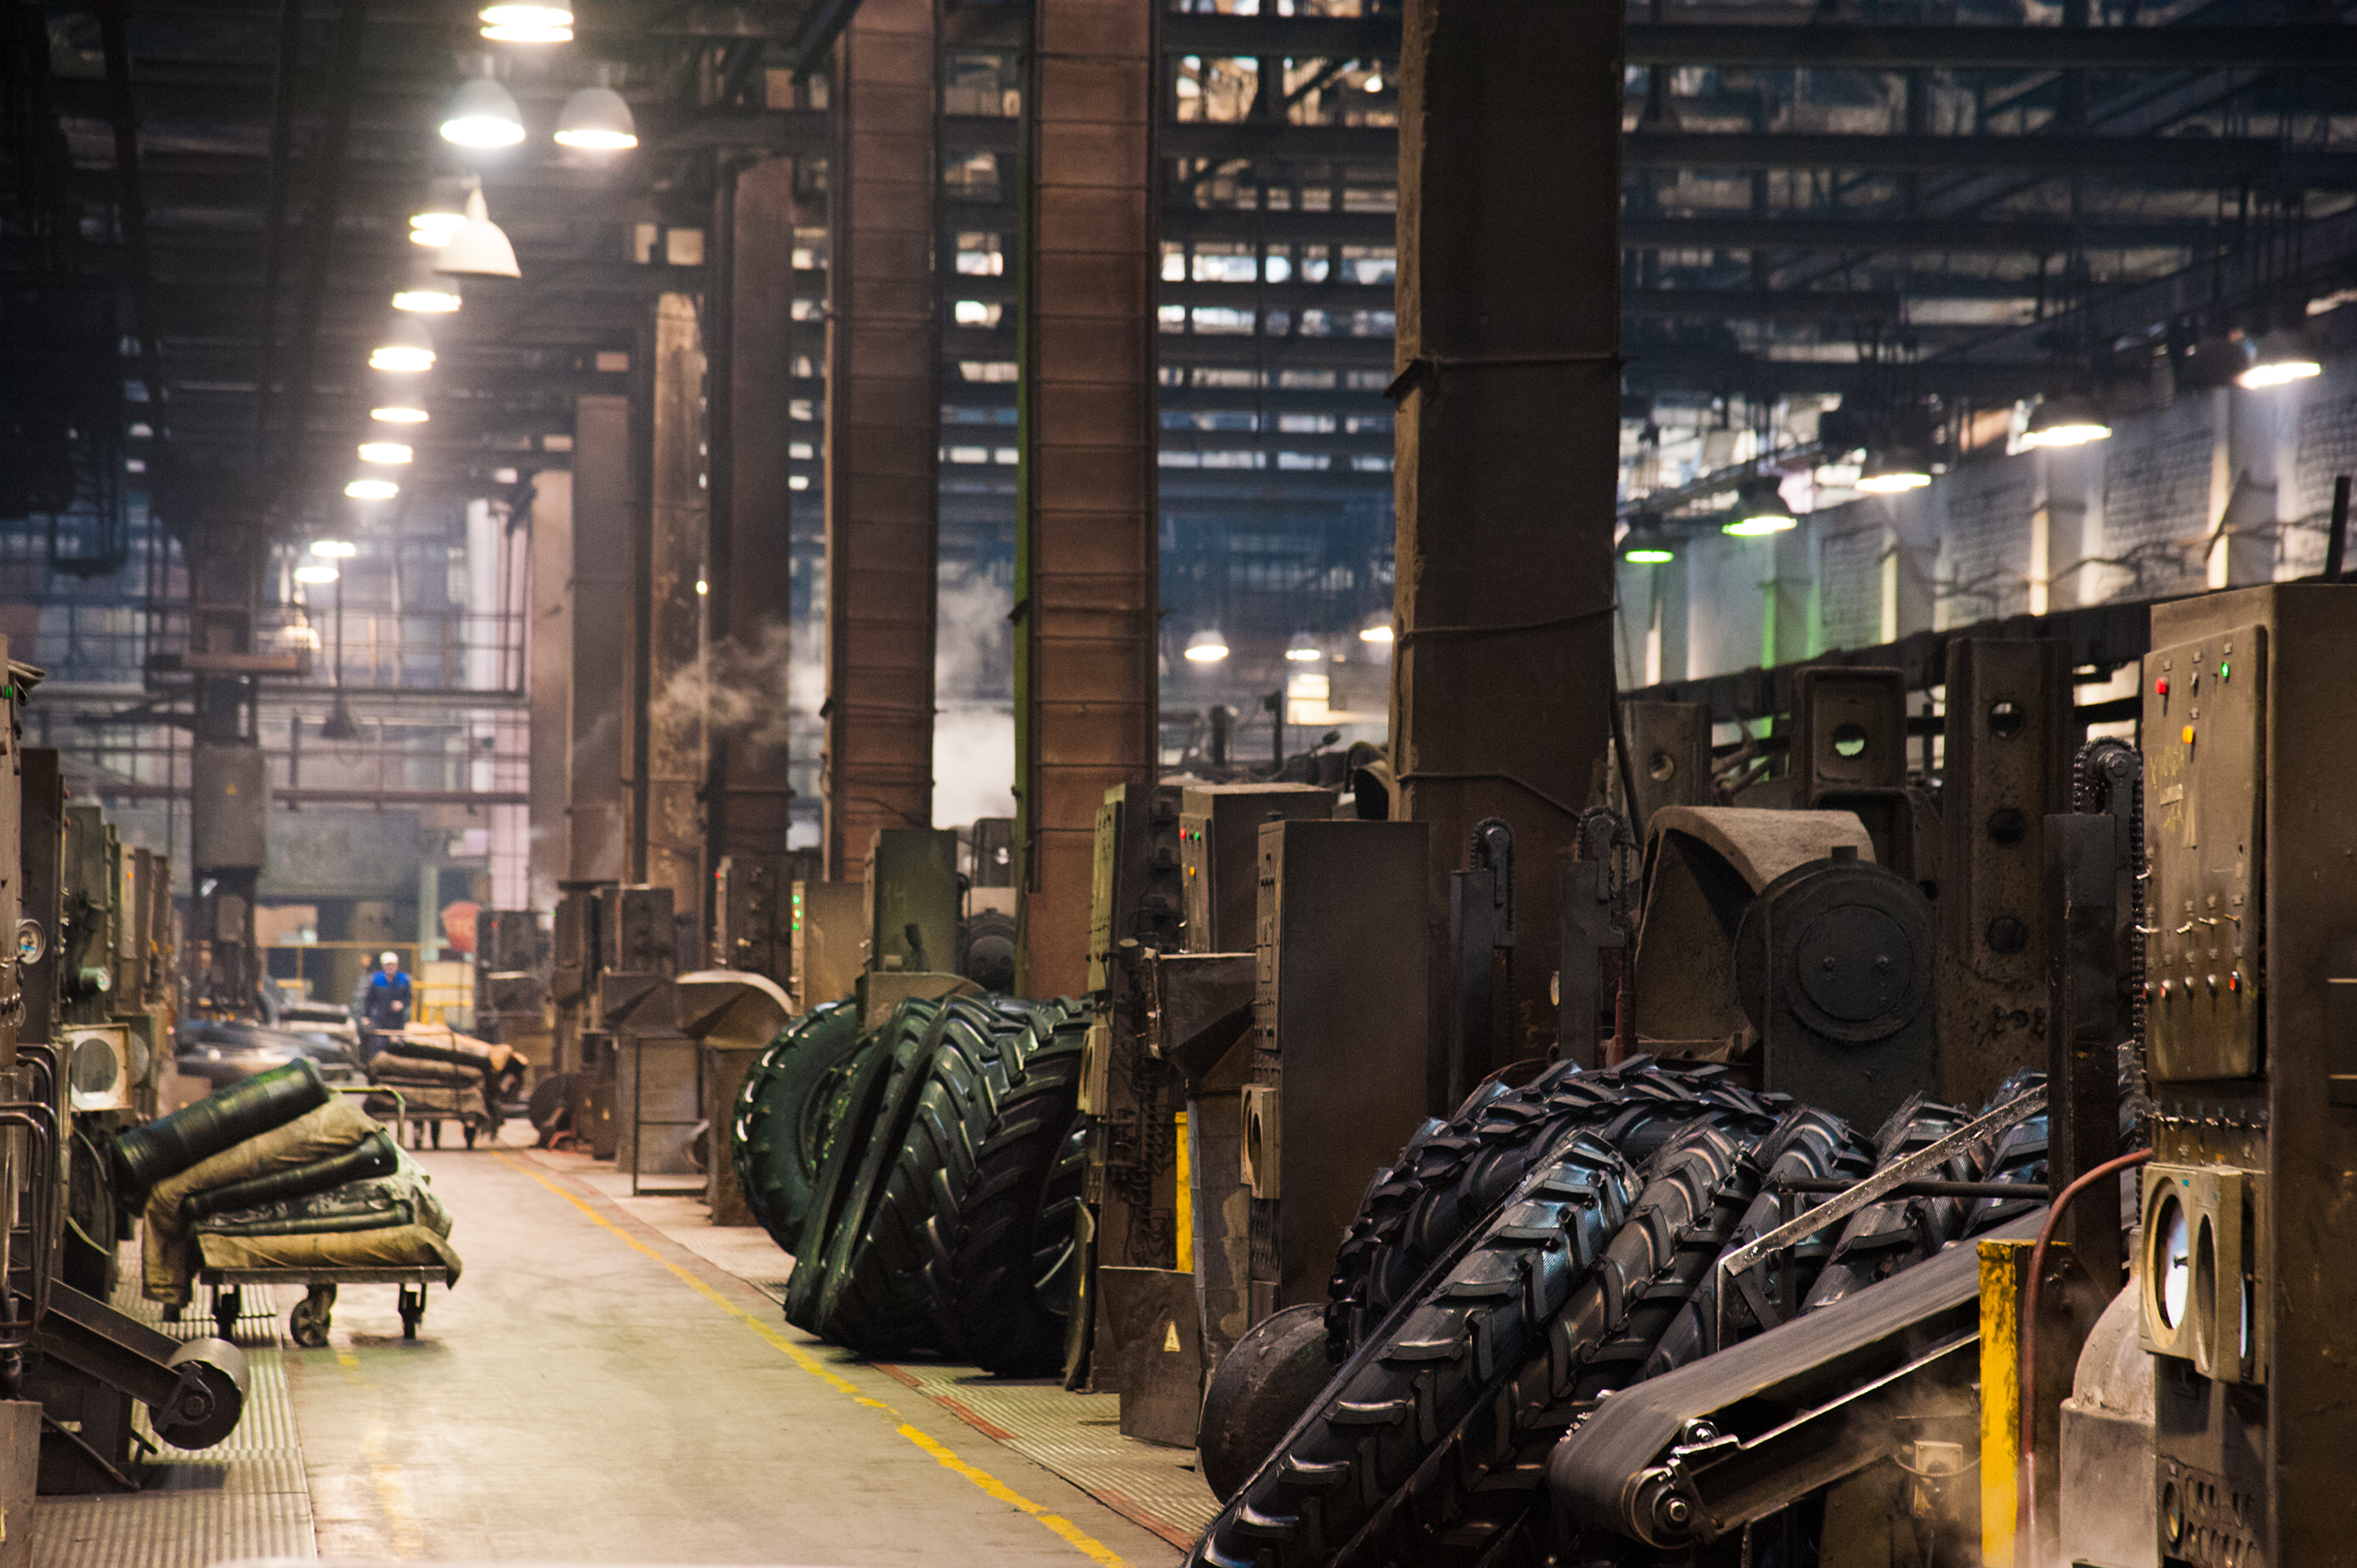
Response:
[200,1264,451,1347]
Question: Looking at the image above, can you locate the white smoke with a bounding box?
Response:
[934,565,1014,828]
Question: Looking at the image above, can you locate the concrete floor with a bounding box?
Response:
[280,1140,1182,1566]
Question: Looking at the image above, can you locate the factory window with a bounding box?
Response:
[959,361,1017,383]
[1340,246,1395,284]
[944,54,1019,117]
[1193,307,1255,334]
[1174,56,1259,123]
[1192,245,1258,283]
[943,151,1000,197]
[954,300,1003,328]
[955,233,1005,276]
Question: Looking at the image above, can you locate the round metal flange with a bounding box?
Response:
[1735,858,1934,1044]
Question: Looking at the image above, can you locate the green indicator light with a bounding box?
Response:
[2219,661,2231,679]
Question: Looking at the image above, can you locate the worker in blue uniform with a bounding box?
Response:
[361,950,412,1058]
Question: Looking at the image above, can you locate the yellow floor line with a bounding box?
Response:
[496,1153,1135,1567]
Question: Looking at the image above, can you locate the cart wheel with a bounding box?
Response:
[289,1284,335,1349]
[212,1287,241,1340]
[398,1284,426,1341]
[463,1122,478,1149]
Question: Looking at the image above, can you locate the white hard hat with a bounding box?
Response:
[380,951,400,965]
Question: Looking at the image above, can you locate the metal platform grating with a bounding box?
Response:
[28,1269,317,1565]
[878,1362,1219,1548]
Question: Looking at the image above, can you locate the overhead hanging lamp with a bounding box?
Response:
[368,315,435,372]
[434,185,522,280]
[345,478,400,500]
[357,441,413,464]
[371,404,429,424]
[440,75,526,147]
[1856,447,1934,494]
[1284,632,1322,663]
[1722,477,1798,537]
[2021,393,2111,449]
[1619,515,1677,562]
[392,252,461,313]
[479,3,572,41]
[1184,627,1230,663]
[556,84,638,150]
[2238,327,2324,390]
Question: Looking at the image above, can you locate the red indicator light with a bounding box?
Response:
[2155,677,2168,697]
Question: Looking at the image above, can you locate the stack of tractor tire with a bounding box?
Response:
[1186,1057,2059,1568]
[728,993,1090,1376]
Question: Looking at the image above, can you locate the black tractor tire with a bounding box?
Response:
[1799,1092,1974,1313]
[925,1007,1089,1372]
[1340,1119,1769,1568]
[1963,1068,2049,1240]
[1325,1056,1780,1362]
[1197,1305,1332,1504]
[730,999,863,1251]
[781,1000,944,1335]
[1186,1127,1642,1568]
[812,995,1043,1356]
[1642,1105,1874,1377]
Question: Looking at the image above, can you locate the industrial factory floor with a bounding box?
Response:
[32,1134,1208,1566]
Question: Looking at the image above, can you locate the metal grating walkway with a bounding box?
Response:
[30,1274,317,1566]
[874,1363,1219,1549]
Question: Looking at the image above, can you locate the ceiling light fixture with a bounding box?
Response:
[556,85,638,150]
[1284,632,1322,662]
[392,254,461,314]
[1365,69,1384,92]
[293,564,340,585]
[409,211,466,247]
[440,75,526,147]
[310,539,357,559]
[1184,627,1230,663]
[358,442,413,464]
[1723,477,1798,537]
[434,185,522,279]
[479,3,572,41]
[371,405,429,424]
[368,316,435,372]
[344,478,400,500]
[1619,516,1677,562]
[2238,328,2324,390]
[1856,449,1934,494]
[1358,620,1395,644]
[2021,394,2112,449]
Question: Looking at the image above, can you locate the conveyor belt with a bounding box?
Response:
[1549,1210,2039,1550]
[28,1272,317,1565]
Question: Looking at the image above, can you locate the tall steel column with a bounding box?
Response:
[568,394,631,884]
[630,293,708,918]
[1014,1,1160,998]
[1391,0,1622,1084]
[703,158,801,894]
[823,0,940,881]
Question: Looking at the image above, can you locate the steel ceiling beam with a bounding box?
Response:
[1627,131,2357,185]
[1624,21,2357,69]
[1623,211,2215,254]
[1159,14,2357,71]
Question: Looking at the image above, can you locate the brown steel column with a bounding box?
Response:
[568,394,630,883]
[703,158,801,889]
[1391,0,1623,1086]
[823,0,940,880]
[631,293,707,917]
[1014,2,1160,998]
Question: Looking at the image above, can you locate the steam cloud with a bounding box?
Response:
[933,565,1015,829]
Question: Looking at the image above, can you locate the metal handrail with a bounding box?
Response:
[0,1100,62,1356]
